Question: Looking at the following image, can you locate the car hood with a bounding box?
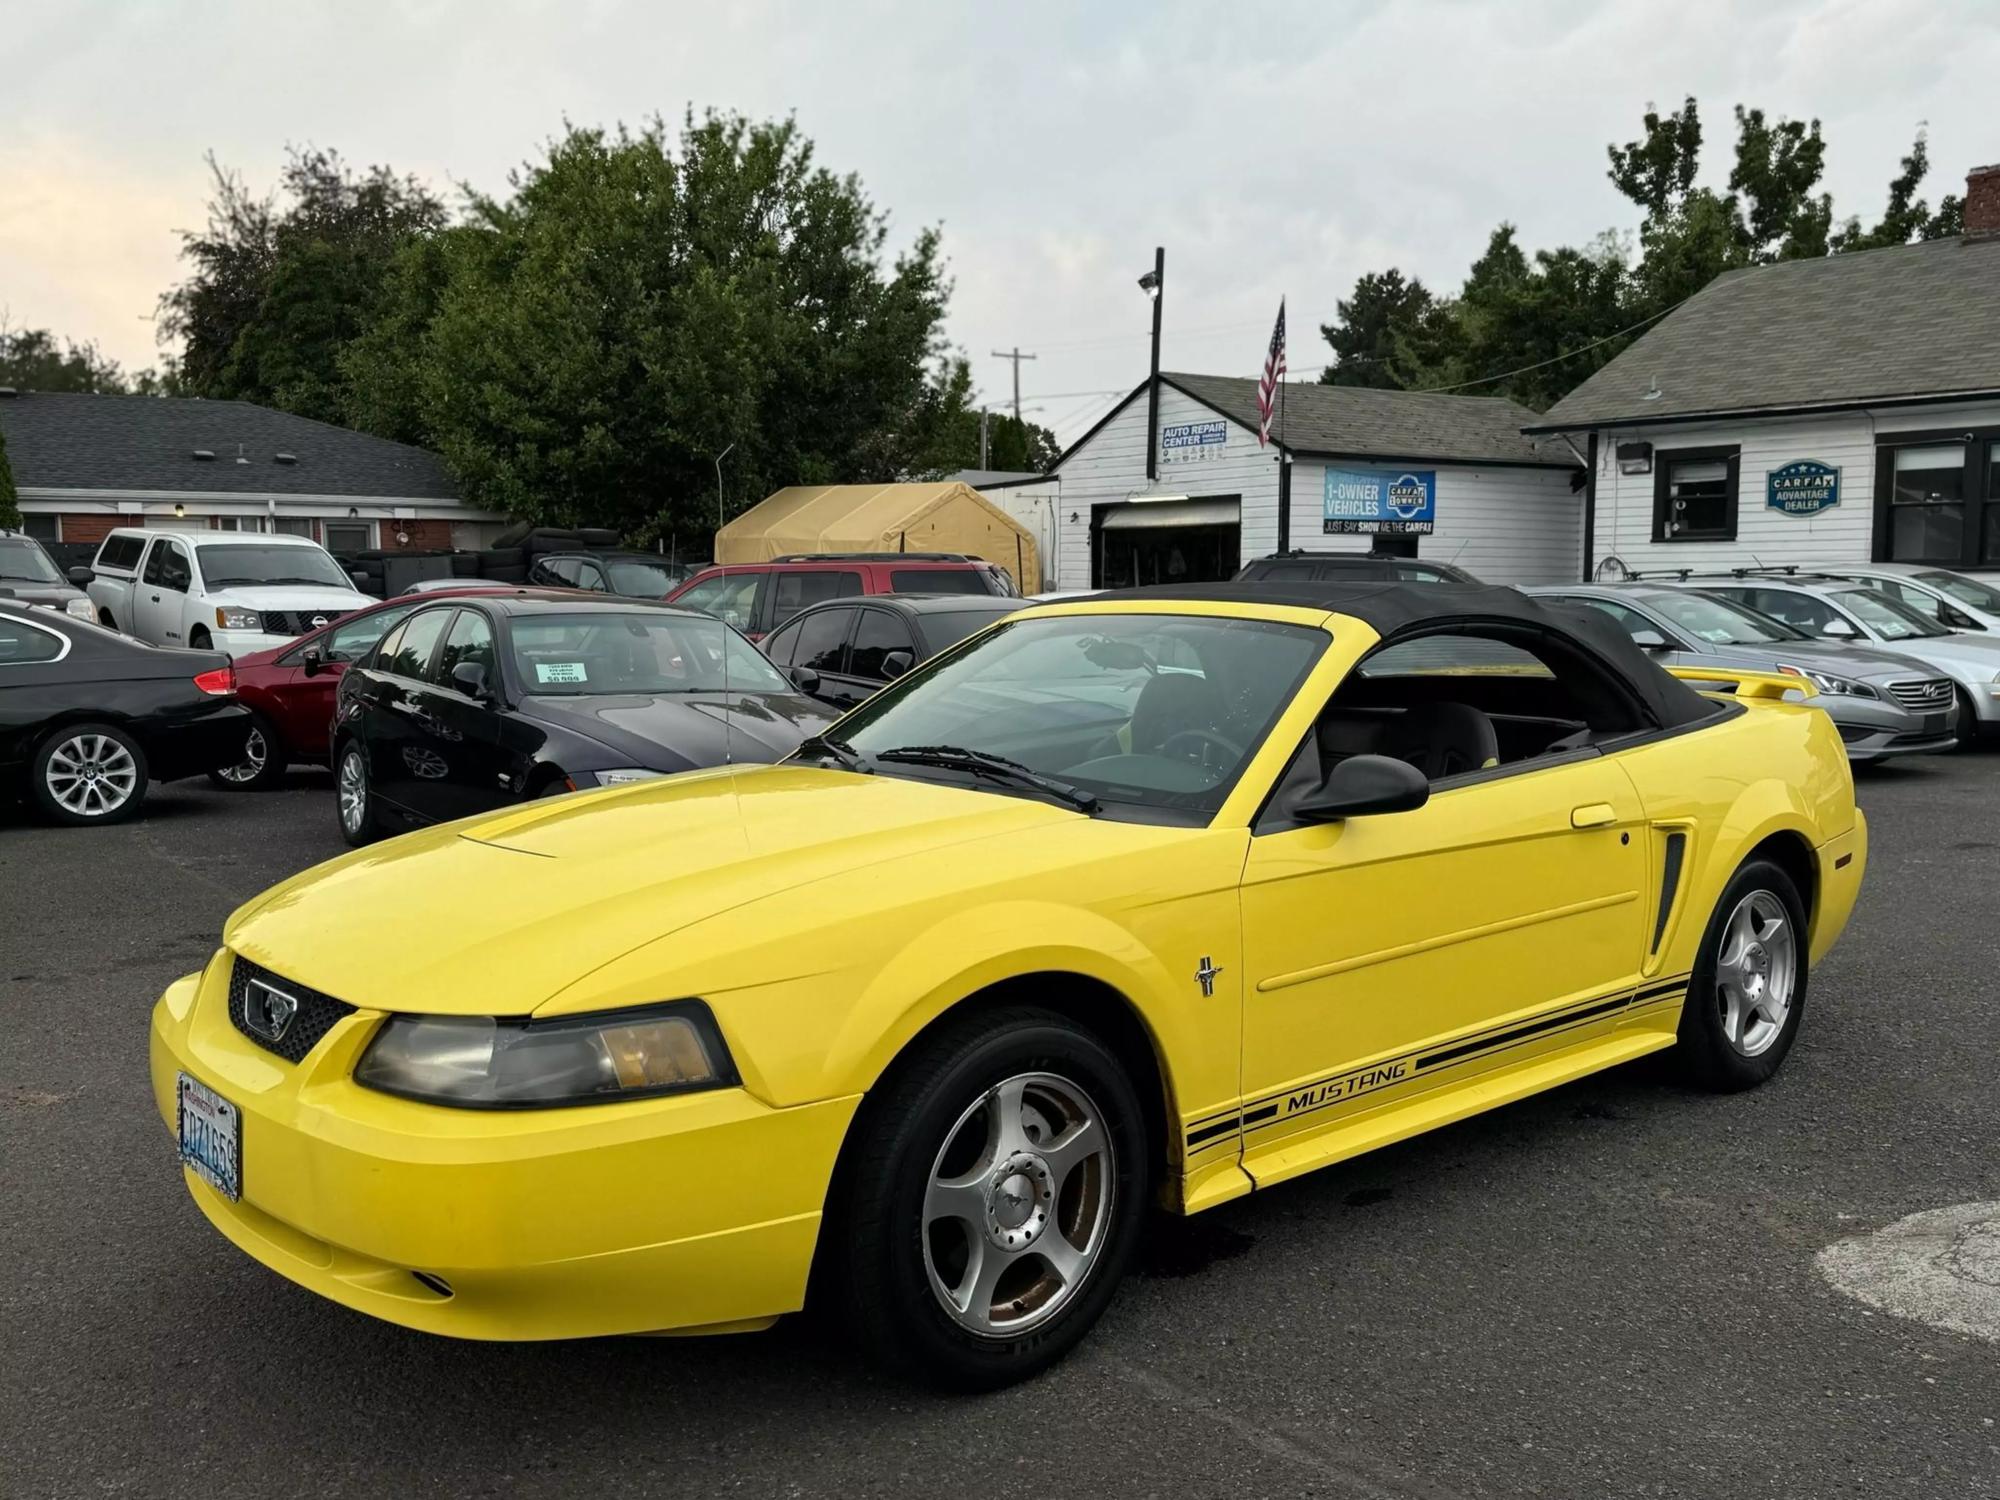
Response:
[223,765,1071,1016]
[0,581,85,607]
[1861,632,2000,675]
[210,585,373,613]
[518,690,840,769]
[1743,638,1937,682]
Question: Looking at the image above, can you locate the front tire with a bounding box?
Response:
[1673,857,1808,1091]
[1955,687,1980,749]
[336,740,382,847]
[189,626,213,651]
[32,723,149,826]
[208,709,287,790]
[824,1006,1149,1390]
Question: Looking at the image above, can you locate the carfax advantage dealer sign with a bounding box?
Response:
[1323,467,1437,534]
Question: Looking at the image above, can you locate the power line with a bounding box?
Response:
[990,346,1037,421]
[1413,293,1693,394]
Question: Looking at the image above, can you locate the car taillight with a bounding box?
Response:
[193,666,236,696]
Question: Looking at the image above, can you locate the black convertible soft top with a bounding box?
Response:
[1072,580,1720,730]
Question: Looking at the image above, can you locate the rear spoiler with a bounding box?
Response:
[1664,665,1801,702]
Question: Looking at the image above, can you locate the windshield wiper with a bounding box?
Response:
[874,744,1099,814]
[795,734,871,773]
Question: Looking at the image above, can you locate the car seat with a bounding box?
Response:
[1316,702,1499,781]
[1126,672,1228,755]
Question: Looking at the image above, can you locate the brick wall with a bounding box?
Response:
[386,518,455,550]
[1967,164,2000,237]
[57,514,120,544]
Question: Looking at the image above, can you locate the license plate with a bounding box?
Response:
[178,1072,241,1201]
[1923,712,1947,735]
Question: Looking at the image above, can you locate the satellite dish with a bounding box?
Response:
[1594,555,1631,583]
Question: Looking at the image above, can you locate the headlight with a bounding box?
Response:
[65,597,95,621]
[215,606,262,630]
[354,1001,736,1108]
[1776,664,1877,698]
[591,767,666,787]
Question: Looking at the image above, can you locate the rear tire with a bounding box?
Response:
[31,722,149,826]
[336,740,382,846]
[207,709,287,790]
[1672,857,1808,1091]
[822,1006,1149,1390]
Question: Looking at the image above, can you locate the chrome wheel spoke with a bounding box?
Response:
[924,1171,989,1231]
[988,1076,1034,1160]
[1037,1229,1088,1285]
[1041,1115,1105,1188]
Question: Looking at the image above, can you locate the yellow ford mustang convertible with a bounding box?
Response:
[152,582,1866,1387]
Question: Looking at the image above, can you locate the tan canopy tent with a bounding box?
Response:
[715,482,1041,593]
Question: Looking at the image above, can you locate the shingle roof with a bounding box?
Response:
[0,392,459,499]
[1531,235,2000,431]
[1159,373,1571,468]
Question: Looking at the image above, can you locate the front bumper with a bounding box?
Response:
[150,954,857,1340]
[1819,695,1957,762]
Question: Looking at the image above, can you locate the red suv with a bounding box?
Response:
[664,553,1016,640]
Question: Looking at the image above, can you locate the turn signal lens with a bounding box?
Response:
[215,606,261,630]
[192,666,236,696]
[601,1017,718,1088]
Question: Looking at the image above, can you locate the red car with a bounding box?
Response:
[664,553,1016,641]
[211,586,545,788]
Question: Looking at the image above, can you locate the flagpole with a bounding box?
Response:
[1276,295,1290,554]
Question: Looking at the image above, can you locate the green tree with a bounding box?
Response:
[343,112,967,540]
[158,149,445,419]
[1832,130,1965,252]
[0,321,130,393]
[0,425,19,530]
[1318,269,1452,388]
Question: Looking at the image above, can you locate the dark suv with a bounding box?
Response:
[1236,551,1477,585]
[665,553,1017,640]
[527,551,694,599]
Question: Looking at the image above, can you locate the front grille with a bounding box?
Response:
[1884,678,1953,712]
[227,955,355,1063]
[258,608,346,636]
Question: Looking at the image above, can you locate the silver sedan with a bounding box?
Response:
[1526,583,1958,762]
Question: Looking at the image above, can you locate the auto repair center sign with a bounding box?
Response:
[1323,467,1437,534]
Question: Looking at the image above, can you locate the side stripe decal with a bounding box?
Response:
[1184,973,1691,1148]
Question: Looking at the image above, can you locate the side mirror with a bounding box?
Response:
[1293,754,1431,823]
[67,565,95,587]
[881,649,914,680]
[301,646,325,677]
[1631,628,1669,652]
[1821,618,1858,639]
[450,661,491,700]
[786,665,821,694]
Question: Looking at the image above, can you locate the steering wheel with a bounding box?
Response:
[1158,728,1246,765]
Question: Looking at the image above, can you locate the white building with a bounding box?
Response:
[1037,372,1583,592]
[1529,163,2000,580]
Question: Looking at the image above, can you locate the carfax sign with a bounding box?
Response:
[1160,420,1227,465]
[1323,466,1437,534]
[1766,459,1841,517]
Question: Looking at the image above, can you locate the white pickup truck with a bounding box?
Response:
[83,528,372,657]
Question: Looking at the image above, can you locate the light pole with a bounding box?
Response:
[1138,247,1164,481]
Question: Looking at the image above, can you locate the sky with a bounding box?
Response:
[3,0,1996,444]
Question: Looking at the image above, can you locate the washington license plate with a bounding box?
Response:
[178,1072,240,1201]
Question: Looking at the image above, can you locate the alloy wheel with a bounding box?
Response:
[217,725,268,785]
[339,750,368,835]
[1714,889,1796,1057]
[922,1071,1115,1338]
[45,733,139,818]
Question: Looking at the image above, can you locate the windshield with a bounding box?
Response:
[833,612,1327,818]
[606,559,684,597]
[1916,570,2000,613]
[1837,587,1952,639]
[1651,591,1803,644]
[510,610,790,696]
[0,538,64,584]
[197,543,351,589]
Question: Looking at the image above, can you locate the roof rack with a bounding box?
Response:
[1624,568,1697,581]
[769,552,978,563]
[1726,565,1802,578]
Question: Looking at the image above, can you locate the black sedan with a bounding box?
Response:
[760,593,1023,709]
[331,592,840,844]
[0,602,248,825]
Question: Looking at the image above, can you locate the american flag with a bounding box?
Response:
[1254,299,1287,447]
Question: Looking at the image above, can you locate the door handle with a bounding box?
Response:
[1570,803,1616,829]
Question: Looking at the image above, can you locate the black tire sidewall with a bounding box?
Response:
[1956,687,1979,749]
[31,722,150,826]
[1676,857,1809,1090]
[834,1009,1150,1390]
[210,709,286,791]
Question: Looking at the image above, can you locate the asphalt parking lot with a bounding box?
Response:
[4,754,1998,1500]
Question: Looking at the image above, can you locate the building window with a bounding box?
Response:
[1986,443,2000,564]
[1652,447,1740,542]
[323,520,375,553]
[271,518,316,539]
[1886,443,1967,561]
[20,514,60,542]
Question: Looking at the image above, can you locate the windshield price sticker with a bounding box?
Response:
[535,661,589,685]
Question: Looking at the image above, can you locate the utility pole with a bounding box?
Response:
[1138,247,1164,480]
[990,346,1037,424]
[979,409,991,470]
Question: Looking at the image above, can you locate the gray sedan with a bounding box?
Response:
[1526,583,1958,762]
[1682,574,2000,745]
